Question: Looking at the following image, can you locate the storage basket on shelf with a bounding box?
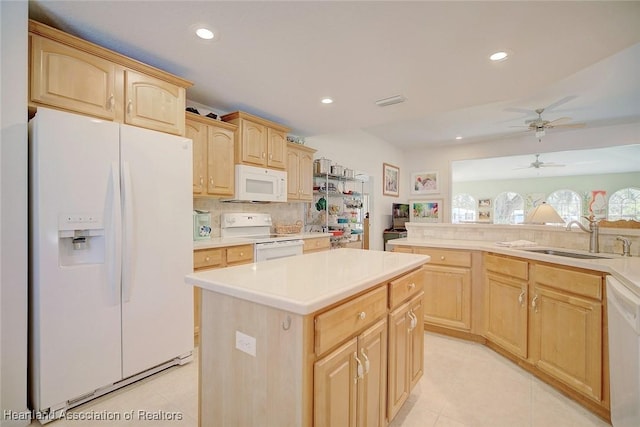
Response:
[274,220,303,235]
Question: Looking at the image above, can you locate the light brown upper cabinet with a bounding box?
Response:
[29,20,191,136]
[286,142,316,201]
[221,111,289,170]
[186,112,236,197]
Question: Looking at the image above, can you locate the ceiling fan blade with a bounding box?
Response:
[550,122,586,129]
[544,95,578,112]
[546,117,572,126]
[539,163,566,168]
[505,107,534,115]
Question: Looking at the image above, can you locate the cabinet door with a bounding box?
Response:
[298,149,315,201]
[267,127,287,169]
[286,148,301,200]
[423,265,471,330]
[409,293,425,389]
[239,119,267,166]
[314,338,358,427]
[207,125,235,196]
[124,69,185,135]
[530,285,602,402]
[186,119,207,195]
[484,272,528,358]
[387,301,411,421]
[30,36,117,120]
[358,319,387,427]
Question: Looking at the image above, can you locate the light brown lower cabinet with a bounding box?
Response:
[314,318,387,427]
[484,252,608,417]
[198,267,424,426]
[303,236,331,253]
[192,244,253,344]
[387,292,424,422]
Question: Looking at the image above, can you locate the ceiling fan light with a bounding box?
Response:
[535,129,545,139]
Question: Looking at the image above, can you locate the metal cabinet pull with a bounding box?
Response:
[360,349,370,374]
[282,315,291,331]
[408,282,416,290]
[107,94,115,111]
[127,99,133,114]
[518,289,526,306]
[531,295,539,313]
[199,177,204,185]
[262,152,266,159]
[354,352,364,382]
[358,311,366,320]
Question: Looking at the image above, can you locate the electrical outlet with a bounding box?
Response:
[235,331,256,357]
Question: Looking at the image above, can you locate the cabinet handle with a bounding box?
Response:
[408,282,416,290]
[360,349,370,374]
[354,352,364,382]
[358,311,366,320]
[407,310,417,331]
[200,177,204,185]
[107,94,115,111]
[269,153,273,160]
[531,295,539,313]
[262,152,266,159]
[518,290,526,306]
[127,99,133,114]
[440,256,445,261]
[209,177,214,185]
[239,252,244,256]
[205,256,211,262]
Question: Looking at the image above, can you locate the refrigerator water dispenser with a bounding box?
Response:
[58,213,105,266]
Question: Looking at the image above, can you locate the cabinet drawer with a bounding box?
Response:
[315,285,388,356]
[303,237,330,252]
[226,244,254,265]
[414,248,471,268]
[389,268,425,309]
[194,248,224,270]
[534,264,603,300]
[393,246,414,254]
[485,253,528,280]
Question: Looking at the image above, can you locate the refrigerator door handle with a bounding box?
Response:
[122,161,135,302]
[107,162,122,305]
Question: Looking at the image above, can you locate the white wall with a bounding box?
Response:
[307,129,405,251]
[0,1,29,426]
[403,122,640,222]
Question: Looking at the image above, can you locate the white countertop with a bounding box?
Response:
[388,237,640,296]
[193,232,332,250]
[185,248,429,315]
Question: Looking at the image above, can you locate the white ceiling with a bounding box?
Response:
[29,1,640,159]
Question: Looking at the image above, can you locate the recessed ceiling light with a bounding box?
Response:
[455,136,463,140]
[489,51,509,61]
[196,28,215,40]
[321,98,334,104]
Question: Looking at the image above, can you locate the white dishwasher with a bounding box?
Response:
[606,275,640,427]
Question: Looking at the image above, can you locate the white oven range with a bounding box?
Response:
[220,212,303,262]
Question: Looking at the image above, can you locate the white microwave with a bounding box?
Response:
[227,164,287,202]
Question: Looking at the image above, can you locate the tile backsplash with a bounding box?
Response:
[406,223,640,257]
[193,199,306,237]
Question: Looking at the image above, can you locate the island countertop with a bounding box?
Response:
[185,248,429,315]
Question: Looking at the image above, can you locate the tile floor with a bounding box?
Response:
[34,332,611,426]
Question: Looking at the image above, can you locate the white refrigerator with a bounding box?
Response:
[29,108,194,417]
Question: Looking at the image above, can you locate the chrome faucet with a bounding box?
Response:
[566,216,600,253]
[616,236,632,257]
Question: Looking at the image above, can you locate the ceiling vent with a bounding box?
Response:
[375,95,406,107]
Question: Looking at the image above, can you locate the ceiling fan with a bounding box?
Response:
[523,108,586,141]
[515,154,566,170]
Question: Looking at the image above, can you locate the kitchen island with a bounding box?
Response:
[185,248,429,426]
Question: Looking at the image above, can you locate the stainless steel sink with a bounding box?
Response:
[523,249,610,259]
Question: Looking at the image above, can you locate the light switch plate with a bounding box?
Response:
[235,331,256,357]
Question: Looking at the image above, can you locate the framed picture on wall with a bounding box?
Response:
[383,163,400,197]
[411,171,439,194]
[409,199,442,223]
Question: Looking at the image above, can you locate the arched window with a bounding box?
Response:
[608,187,640,221]
[547,189,582,222]
[494,192,525,224]
[452,193,476,223]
